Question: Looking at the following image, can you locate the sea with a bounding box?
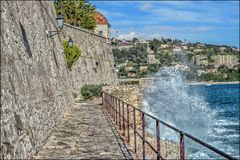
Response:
[142,68,239,159]
[185,83,240,159]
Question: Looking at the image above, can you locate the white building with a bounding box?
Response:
[147,54,159,64]
[94,11,111,39]
[172,47,182,53]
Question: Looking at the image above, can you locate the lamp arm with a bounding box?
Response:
[46,29,61,38]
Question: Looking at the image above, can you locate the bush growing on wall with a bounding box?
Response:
[63,40,81,69]
[81,84,105,100]
[55,0,96,30]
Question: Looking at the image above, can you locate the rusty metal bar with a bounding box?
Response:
[127,104,130,143]
[142,112,145,160]
[180,133,185,160]
[156,121,161,160]
[116,99,118,125]
[102,92,236,160]
[102,92,104,106]
[123,101,125,136]
[119,99,121,130]
[133,107,137,153]
[113,96,115,121]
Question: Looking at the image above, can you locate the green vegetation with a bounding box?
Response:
[113,44,148,65]
[55,0,96,30]
[112,37,239,81]
[119,80,140,85]
[200,65,240,82]
[81,84,104,100]
[63,40,81,69]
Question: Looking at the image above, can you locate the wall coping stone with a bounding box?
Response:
[63,23,108,40]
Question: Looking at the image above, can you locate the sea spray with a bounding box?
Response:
[141,67,217,158]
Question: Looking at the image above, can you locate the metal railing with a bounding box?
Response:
[102,92,236,160]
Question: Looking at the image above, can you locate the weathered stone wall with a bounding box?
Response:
[61,24,118,98]
[1,1,75,159]
[103,85,141,108]
[1,1,119,159]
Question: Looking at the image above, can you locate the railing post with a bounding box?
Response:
[110,96,112,117]
[114,97,116,122]
[133,108,136,153]
[111,96,114,119]
[156,121,160,160]
[180,133,185,160]
[116,99,118,125]
[102,92,104,106]
[123,101,125,136]
[115,97,117,123]
[119,99,121,130]
[142,112,145,160]
[112,96,114,119]
[127,104,130,143]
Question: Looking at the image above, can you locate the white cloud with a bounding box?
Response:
[192,26,213,32]
[139,2,153,11]
[117,32,140,40]
[137,2,226,23]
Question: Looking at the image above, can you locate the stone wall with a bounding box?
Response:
[61,24,118,98]
[1,1,75,159]
[1,1,118,159]
[103,85,142,108]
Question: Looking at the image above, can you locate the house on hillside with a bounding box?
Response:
[94,11,111,38]
[147,54,159,64]
[212,55,239,68]
[194,55,208,66]
[172,46,182,53]
[134,39,149,45]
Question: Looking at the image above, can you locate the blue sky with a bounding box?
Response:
[90,1,239,47]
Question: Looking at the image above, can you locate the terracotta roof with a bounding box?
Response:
[95,11,110,26]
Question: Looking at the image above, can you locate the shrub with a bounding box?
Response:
[81,84,104,100]
[119,80,140,85]
[54,0,96,30]
[63,40,81,69]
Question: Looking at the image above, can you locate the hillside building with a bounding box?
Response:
[212,55,239,68]
[147,54,159,64]
[94,11,111,38]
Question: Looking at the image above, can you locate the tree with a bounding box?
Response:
[55,0,96,30]
[149,39,161,52]
[217,65,229,73]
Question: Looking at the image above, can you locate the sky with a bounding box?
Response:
[90,1,239,47]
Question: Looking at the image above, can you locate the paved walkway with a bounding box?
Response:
[34,100,135,159]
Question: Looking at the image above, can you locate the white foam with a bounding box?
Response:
[215,119,239,126]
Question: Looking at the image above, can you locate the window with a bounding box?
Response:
[99,31,103,36]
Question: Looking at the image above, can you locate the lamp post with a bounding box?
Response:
[56,14,64,29]
[68,38,74,47]
[47,14,64,38]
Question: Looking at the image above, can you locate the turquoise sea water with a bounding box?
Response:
[185,83,240,158]
[143,81,239,159]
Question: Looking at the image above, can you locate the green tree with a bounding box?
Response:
[55,0,96,30]
[149,39,161,52]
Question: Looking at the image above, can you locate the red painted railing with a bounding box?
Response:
[102,92,236,160]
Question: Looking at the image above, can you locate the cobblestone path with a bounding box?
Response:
[34,101,135,159]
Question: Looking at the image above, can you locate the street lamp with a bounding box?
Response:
[68,38,74,47]
[56,14,64,29]
[47,14,64,38]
